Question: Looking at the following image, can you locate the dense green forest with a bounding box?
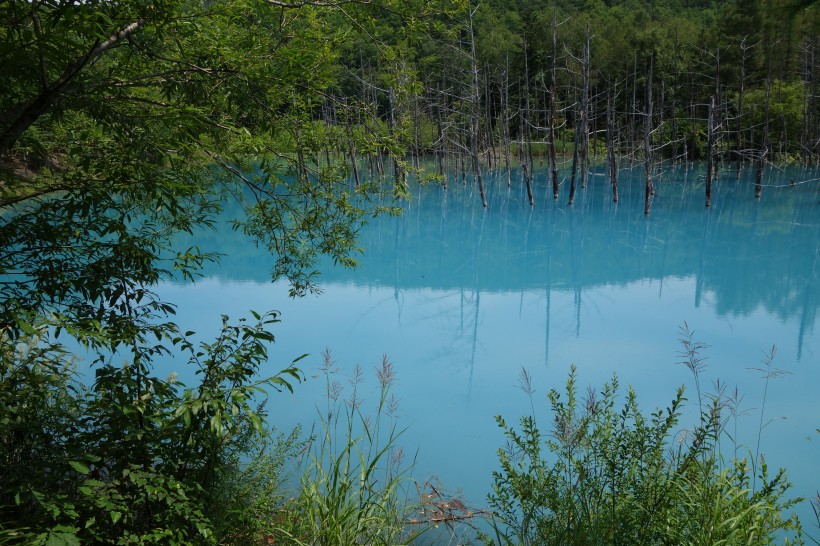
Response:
[1,0,817,543]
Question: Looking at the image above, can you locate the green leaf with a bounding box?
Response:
[110,511,122,525]
[44,526,80,546]
[68,461,90,474]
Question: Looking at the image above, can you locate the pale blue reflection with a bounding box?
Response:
[158,163,818,528]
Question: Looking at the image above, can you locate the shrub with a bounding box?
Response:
[485,364,803,545]
[0,312,303,545]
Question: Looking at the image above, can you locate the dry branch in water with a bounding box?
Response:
[407,480,492,529]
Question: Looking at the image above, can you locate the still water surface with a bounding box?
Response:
[160,163,818,526]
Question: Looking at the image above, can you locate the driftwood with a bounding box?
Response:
[406,480,492,530]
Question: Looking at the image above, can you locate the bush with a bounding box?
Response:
[484,363,803,546]
[0,312,303,545]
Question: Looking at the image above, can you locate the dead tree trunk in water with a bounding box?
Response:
[348,133,360,187]
[631,54,638,153]
[568,115,579,205]
[568,45,581,206]
[713,47,721,180]
[756,46,773,199]
[607,87,619,203]
[756,96,770,199]
[643,55,654,215]
[412,94,421,169]
[799,38,815,164]
[736,37,750,178]
[484,71,496,170]
[579,27,591,190]
[468,6,487,208]
[522,39,535,206]
[435,84,447,188]
[387,86,405,184]
[549,14,560,200]
[671,32,680,167]
[706,96,714,207]
[502,52,512,188]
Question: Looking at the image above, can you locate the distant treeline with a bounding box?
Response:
[316,0,818,204]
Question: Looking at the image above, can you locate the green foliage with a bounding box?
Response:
[485,364,804,545]
[0,1,464,543]
[1,0,816,542]
[1,0,457,347]
[0,313,304,545]
[274,352,422,546]
[743,80,810,161]
[210,427,304,545]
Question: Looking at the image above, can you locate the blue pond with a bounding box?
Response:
[158,162,818,527]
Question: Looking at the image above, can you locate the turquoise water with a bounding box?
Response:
[159,162,819,529]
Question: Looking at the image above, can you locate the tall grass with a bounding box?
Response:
[260,330,810,545]
[273,351,423,545]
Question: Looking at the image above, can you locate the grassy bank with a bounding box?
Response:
[1,326,815,545]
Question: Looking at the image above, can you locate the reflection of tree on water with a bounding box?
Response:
[797,231,818,361]
[175,165,819,362]
[695,199,714,309]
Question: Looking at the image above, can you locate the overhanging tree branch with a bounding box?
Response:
[0,20,144,154]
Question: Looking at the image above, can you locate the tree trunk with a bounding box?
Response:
[608,88,619,203]
[468,6,487,207]
[503,53,512,188]
[522,39,534,206]
[0,20,144,154]
[579,27,591,190]
[643,55,654,216]
[706,96,714,208]
[737,37,749,178]
[549,14,560,200]
[757,45,773,199]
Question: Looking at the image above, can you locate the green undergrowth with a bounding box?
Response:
[479,324,810,546]
[1,324,816,545]
[482,367,804,545]
[270,351,421,545]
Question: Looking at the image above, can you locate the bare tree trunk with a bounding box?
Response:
[671,31,680,167]
[799,38,813,164]
[387,86,404,184]
[413,93,421,169]
[713,47,722,179]
[706,96,714,207]
[549,13,560,200]
[608,86,619,203]
[568,48,581,206]
[522,39,534,206]
[435,85,447,187]
[503,52,512,188]
[689,78,697,166]
[468,6,487,207]
[756,89,771,199]
[484,70,497,170]
[343,100,361,188]
[737,37,749,178]
[579,27,591,190]
[631,53,638,153]
[812,37,819,162]
[658,80,665,161]
[643,55,654,216]
[568,118,579,206]
[756,45,773,199]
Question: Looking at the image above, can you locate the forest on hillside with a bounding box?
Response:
[1,1,818,543]
[319,0,819,209]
